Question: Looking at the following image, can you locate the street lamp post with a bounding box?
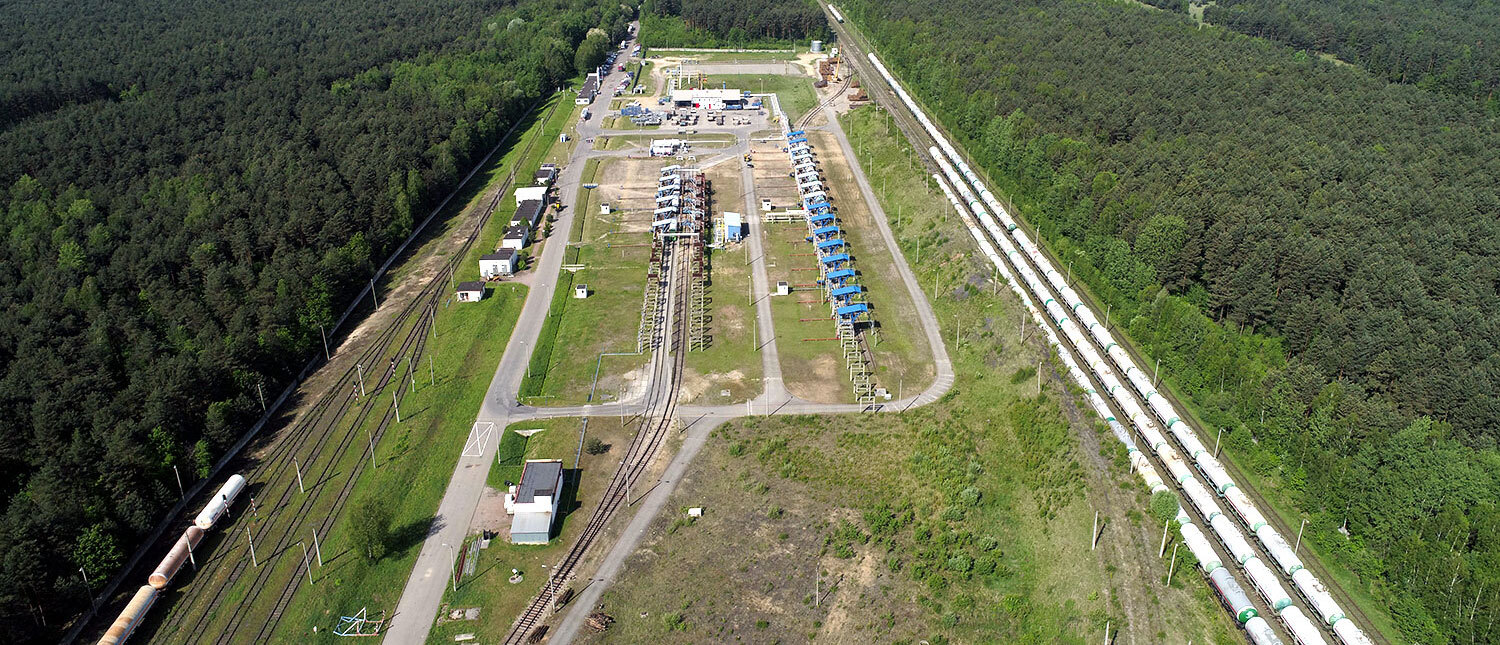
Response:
[442,543,457,592]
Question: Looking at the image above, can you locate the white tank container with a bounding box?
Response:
[1331,617,1373,645]
[1210,514,1256,564]
[1245,556,1294,611]
[1279,605,1329,645]
[1257,524,1304,575]
[1292,567,1345,626]
[98,585,158,645]
[1245,615,1284,645]
[194,473,247,530]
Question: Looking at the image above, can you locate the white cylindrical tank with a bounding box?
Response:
[1210,514,1256,564]
[1209,565,1259,623]
[194,473,247,530]
[1245,556,1294,611]
[1257,524,1304,575]
[1332,616,1374,645]
[1181,523,1221,571]
[1245,615,1285,645]
[149,526,205,589]
[1280,605,1329,645]
[98,585,158,645]
[1225,486,1268,529]
[1292,567,1345,626]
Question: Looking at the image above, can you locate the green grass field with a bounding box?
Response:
[647,49,798,63]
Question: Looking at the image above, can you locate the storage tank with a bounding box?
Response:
[1257,524,1304,575]
[1245,616,1284,645]
[194,473,247,530]
[1209,565,1258,623]
[1210,514,1256,564]
[811,40,823,53]
[1245,556,1294,611]
[149,526,205,589]
[1280,606,1329,645]
[1331,616,1373,645]
[1181,523,1221,571]
[97,585,157,645]
[1292,568,1345,626]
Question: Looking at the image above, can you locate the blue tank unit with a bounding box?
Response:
[836,303,868,319]
[816,238,845,252]
[806,200,832,211]
[820,253,850,267]
[809,212,835,225]
[830,285,863,302]
[787,130,805,138]
[825,268,855,284]
[813,225,840,239]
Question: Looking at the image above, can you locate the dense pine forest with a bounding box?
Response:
[639,0,830,49]
[0,0,631,639]
[1205,0,1500,110]
[836,0,1500,641]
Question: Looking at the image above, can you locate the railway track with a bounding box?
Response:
[139,97,560,644]
[501,238,692,645]
[798,73,853,130]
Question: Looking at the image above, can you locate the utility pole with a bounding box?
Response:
[370,279,379,309]
[442,543,457,592]
[1214,427,1224,458]
[357,363,366,397]
[79,568,95,608]
[392,389,402,423]
[294,458,305,493]
[1153,357,1161,388]
[1103,621,1110,645]
[1037,360,1042,393]
[301,541,314,586]
[1295,518,1308,555]
[1091,511,1100,551]
[257,383,266,411]
[1159,520,1170,557]
[172,465,184,499]
[1165,543,1179,586]
[311,527,324,567]
[1104,303,1111,329]
[321,324,330,361]
[247,527,258,568]
[365,425,378,469]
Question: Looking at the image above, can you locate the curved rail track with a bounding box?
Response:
[501,239,692,645]
[797,73,853,130]
[141,97,561,644]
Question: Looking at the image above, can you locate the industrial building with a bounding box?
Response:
[480,249,518,277]
[512,199,545,230]
[501,224,530,251]
[576,72,600,105]
[650,138,683,157]
[515,185,548,207]
[505,459,565,544]
[455,281,485,303]
[534,163,557,185]
[670,88,747,110]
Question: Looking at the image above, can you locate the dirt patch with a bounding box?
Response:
[472,486,511,536]
[590,157,674,237]
[785,353,841,402]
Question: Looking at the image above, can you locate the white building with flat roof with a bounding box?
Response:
[505,459,564,544]
[670,88,746,110]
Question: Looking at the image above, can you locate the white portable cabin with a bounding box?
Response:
[515,186,548,207]
[193,474,247,530]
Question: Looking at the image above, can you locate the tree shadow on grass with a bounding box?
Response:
[388,515,443,557]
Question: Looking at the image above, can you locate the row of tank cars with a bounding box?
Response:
[97,474,247,645]
[866,51,1374,645]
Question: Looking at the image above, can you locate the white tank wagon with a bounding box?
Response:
[1281,605,1331,645]
[96,585,158,645]
[829,5,845,23]
[870,50,1375,645]
[1247,616,1285,645]
[149,525,204,589]
[194,473,247,530]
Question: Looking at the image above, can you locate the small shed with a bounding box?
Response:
[534,164,558,186]
[761,198,773,212]
[574,284,589,299]
[480,249,517,278]
[506,460,565,545]
[456,281,485,303]
[776,281,790,296]
[501,224,530,251]
[724,211,743,241]
[600,202,611,215]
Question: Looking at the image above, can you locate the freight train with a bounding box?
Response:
[97,474,246,645]
[869,51,1372,645]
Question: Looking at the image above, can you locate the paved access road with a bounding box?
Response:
[386,52,954,644]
